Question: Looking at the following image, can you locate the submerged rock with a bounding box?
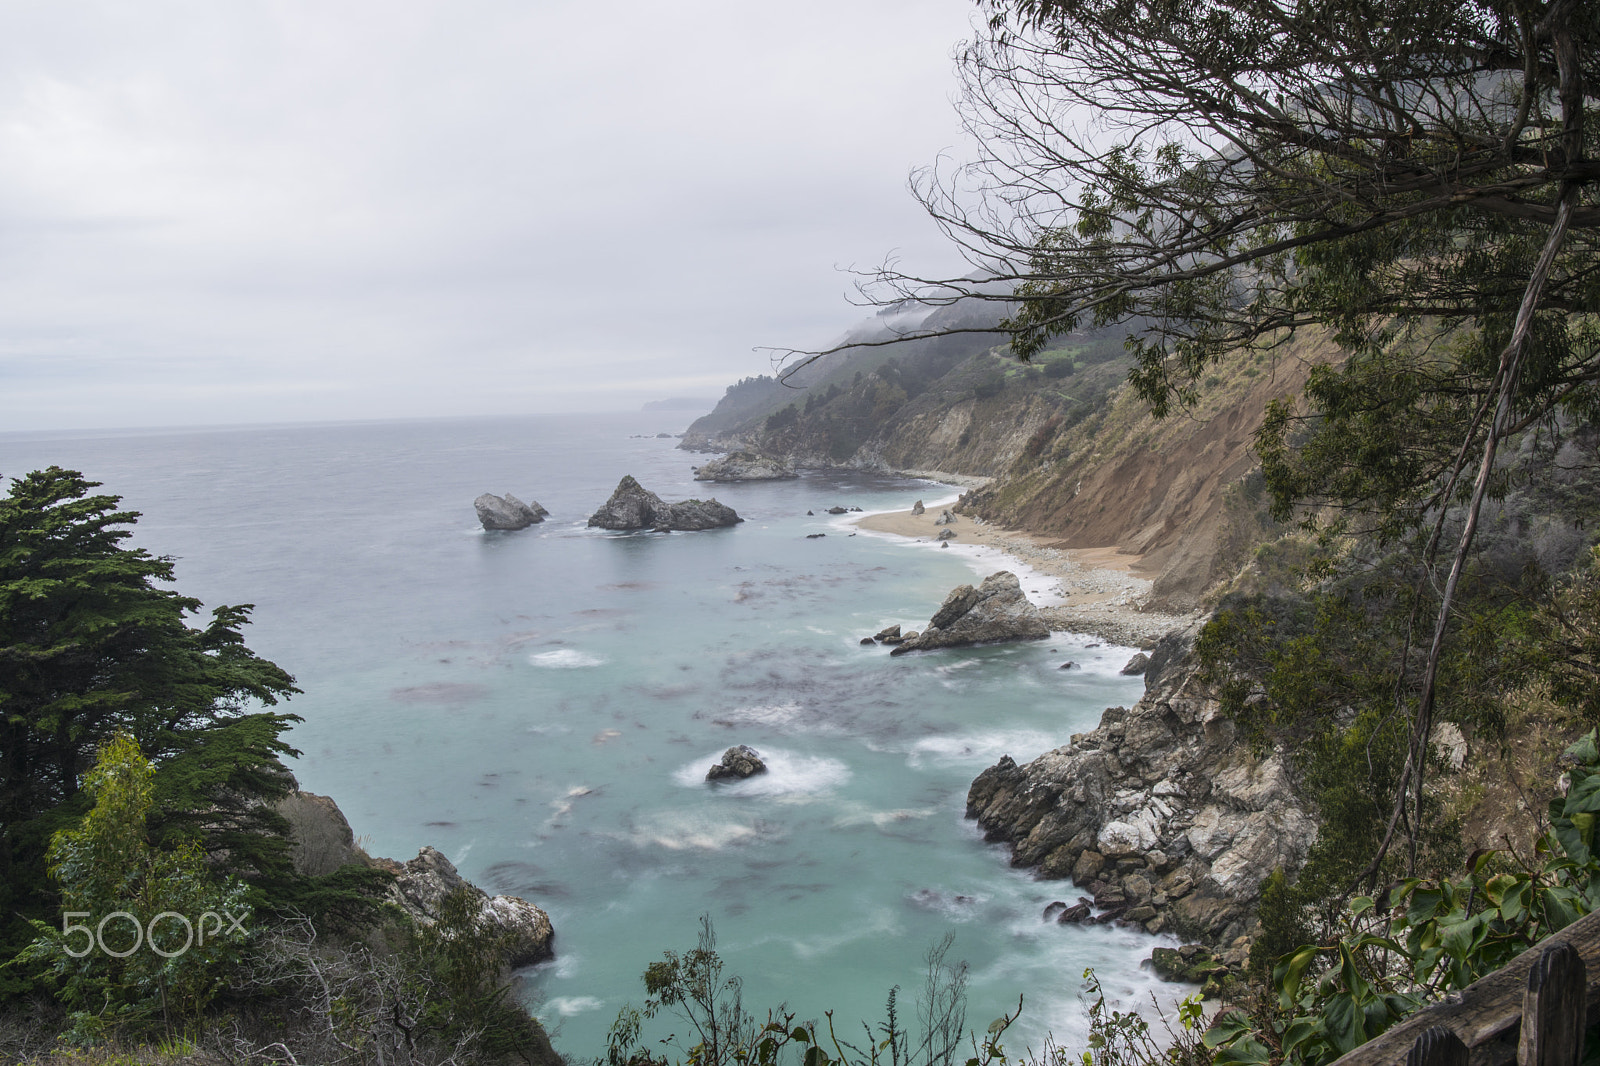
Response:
[475,492,548,531]
[587,475,742,531]
[889,571,1050,655]
[707,745,768,781]
[693,450,798,481]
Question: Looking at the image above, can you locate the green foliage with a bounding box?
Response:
[608,918,1009,1066]
[971,370,1006,400]
[410,886,542,1061]
[1209,730,1600,1066]
[13,735,253,1028]
[1076,969,1207,1066]
[0,468,389,991]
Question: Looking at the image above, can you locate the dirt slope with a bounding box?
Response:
[967,336,1335,609]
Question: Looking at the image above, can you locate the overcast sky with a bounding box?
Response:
[0,0,981,431]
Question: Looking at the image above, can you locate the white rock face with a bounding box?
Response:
[385,846,554,969]
[965,625,1318,943]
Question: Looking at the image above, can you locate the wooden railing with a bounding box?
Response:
[1327,908,1600,1066]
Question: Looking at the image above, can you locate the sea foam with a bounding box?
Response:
[529,649,605,668]
[673,748,852,797]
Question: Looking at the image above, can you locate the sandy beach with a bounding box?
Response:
[853,503,1199,649]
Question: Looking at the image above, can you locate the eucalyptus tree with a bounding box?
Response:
[844,0,1600,876]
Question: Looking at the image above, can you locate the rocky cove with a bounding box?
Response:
[851,503,1314,977]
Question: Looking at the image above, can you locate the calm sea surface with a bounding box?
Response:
[0,412,1180,1055]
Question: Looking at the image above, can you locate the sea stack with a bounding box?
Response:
[475,493,548,531]
[889,571,1049,655]
[587,475,741,531]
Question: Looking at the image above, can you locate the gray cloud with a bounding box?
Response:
[0,0,978,430]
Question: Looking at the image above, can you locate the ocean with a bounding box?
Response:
[0,412,1181,1056]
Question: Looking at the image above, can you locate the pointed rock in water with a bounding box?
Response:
[890,571,1049,655]
[693,450,799,481]
[587,475,741,531]
[707,745,768,781]
[475,492,548,531]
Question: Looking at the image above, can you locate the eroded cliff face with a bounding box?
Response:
[965,635,1314,945]
[961,340,1330,610]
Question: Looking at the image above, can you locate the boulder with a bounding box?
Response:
[1120,653,1152,676]
[935,509,956,525]
[475,493,548,531]
[936,529,956,541]
[889,571,1049,655]
[911,501,925,515]
[693,451,799,481]
[873,624,902,642]
[707,745,768,781]
[382,846,554,968]
[587,476,741,531]
[826,506,849,515]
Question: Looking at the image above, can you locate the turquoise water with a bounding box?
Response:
[0,413,1179,1055]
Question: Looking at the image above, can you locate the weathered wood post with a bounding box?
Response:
[1405,1026,1468,1066]
[1519,941,1586,1066]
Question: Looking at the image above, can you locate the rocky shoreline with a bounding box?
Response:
[855,498,1308,982]
[965,629,1313,955]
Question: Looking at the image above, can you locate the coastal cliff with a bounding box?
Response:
[684,307,1319,611]
[965,630,1313,947]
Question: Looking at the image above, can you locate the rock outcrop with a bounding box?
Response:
[475,493,548,531]
[964,634,1314,944]
[275,791,363,876]
[587,475,742,531]
[379,846,554,969]
[706,745,768,781]
[889,571,1050,655]
[693,451,798,481]
[276,791,555,971]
